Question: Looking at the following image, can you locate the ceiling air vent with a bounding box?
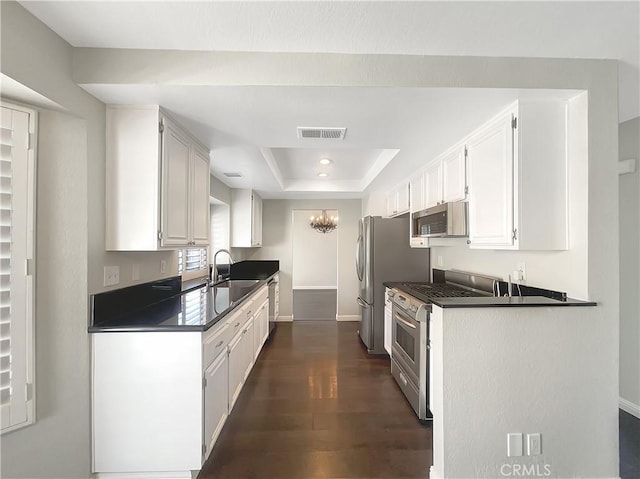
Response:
[297,127,347,140]
[223,172,243,178]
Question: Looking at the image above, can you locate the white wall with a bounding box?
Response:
[292,210,338,288]
[246,200,360,319]
[619,116,640,416]
[431,305,615,478]
[0,3,171,477]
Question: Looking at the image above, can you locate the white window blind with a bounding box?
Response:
[1,103,36,434]
[177,248,208,280]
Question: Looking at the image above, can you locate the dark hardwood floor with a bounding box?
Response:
[199,320,640,479]
[199,321,432,479]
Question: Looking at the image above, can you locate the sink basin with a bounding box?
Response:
[212,279,260,288]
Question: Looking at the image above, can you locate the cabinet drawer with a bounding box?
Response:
[253,286,268,307]
[203,323,230,369]
[227,310,248,339]
[243,299,256,321]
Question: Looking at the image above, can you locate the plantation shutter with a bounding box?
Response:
[177,248,207,276]
[1,105,35,433]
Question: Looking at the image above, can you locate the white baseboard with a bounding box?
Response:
[336,315,360,322]
[96,472,192,479]
[277,315,293,322]
[620,396,640,418]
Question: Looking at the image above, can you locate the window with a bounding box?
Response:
[1,102,36,434]
[177,248,208,281]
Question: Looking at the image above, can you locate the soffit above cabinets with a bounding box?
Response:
[81,84,581,198]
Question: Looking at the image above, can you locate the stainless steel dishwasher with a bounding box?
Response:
[267,273,279,336]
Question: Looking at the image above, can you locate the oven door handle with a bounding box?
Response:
[395,313,417,330]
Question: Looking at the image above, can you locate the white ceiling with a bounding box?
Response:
[18,1,639,199]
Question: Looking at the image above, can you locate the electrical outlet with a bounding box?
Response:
[160,260,167,274]
[517,262,526,282]
[103,266,120,287]
[132,263,140,281]
[507,433,523,457]
[527,433,541,455]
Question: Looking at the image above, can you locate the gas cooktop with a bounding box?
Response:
[400,282,491,299]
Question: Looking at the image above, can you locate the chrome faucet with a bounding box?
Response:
[213,249,235,282]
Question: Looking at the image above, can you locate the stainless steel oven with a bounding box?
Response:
[390,289,431,421]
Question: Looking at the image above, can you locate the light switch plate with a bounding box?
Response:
[507,433,523,457]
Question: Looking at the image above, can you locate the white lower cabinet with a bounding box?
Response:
[227,327,246,412]
[92,284,271,478]
[203,351,228,457]
[254,299,269,359]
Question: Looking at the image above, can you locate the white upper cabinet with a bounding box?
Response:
[386,182,410,217]
[106,106,210,251]
[423,160,443,209]
[231,189,263,247]
[466,101,568,250]
[422,145,466,210]
[409,174,425,213]
[441,146,467,204]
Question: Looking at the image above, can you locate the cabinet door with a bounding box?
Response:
[203,352,228,459]
[410,174,425,212]
[227,333,244,412]
[242,320,255,382]
[161,120,191,246]
[251,192,262,247]
[466,112,515,247]
[191,147,210,246]
[424,161,443,209]
[397,183,410,214]
[442,146,467,203]
[386,191,398,217]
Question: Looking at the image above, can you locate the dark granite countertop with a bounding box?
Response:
[383,281,596,308]
[89,277,267,333]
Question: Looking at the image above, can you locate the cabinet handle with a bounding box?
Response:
[234,322,240,328]
[216,340,224,347]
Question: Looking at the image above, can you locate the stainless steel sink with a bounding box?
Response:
[212,279,260,288]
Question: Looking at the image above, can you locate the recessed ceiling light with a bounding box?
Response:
[319,158,332,165]
[318,172,329,178]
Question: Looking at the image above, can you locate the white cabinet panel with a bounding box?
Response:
[191,147,211,245]
[231,189,262,247]
[203,351,228,458]
[161,120,191,246]
[441,146,466,203]
[92,332,203,473]
[467,111,515,247]
[386,183,410,217]
[227,331,245,412]
[410,174,425,213]
[424,160,443,209]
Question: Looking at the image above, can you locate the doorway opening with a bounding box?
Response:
[291,209,338,320]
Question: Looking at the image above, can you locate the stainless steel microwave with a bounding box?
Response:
[411,202,468,238]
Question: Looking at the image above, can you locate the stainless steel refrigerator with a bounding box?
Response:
[356,215,430,354]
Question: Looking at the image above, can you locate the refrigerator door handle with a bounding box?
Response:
[357,297,367,308]
[355,236,363,281]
